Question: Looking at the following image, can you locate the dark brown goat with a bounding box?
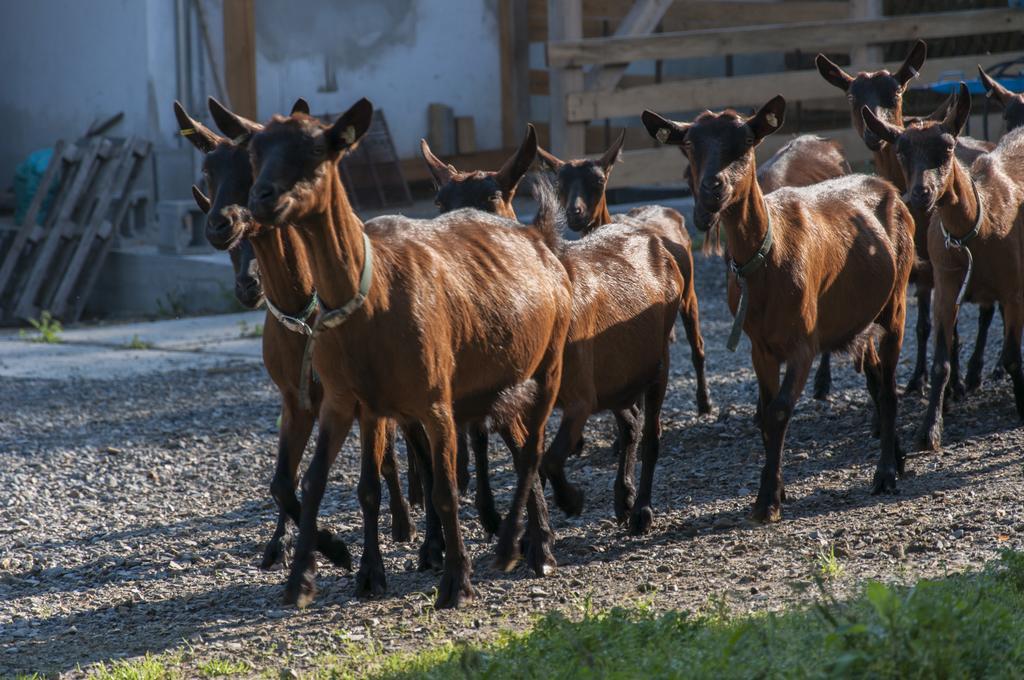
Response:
[420,127,541,536]
[238,99,571,609]
[817,40,997,395]
[864,84,1024,451]
[643,95,915,521]
[173,99,415,571]
[425,128,683,532]
[535,132,711,417]
[979,66,1024,134]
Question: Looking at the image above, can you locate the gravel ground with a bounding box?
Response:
[2,252,1023,677]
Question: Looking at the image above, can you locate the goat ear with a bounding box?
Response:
[599,129,626,172]
[494,124,538,194]
[191,184,211,214]
[895,40,927,89]
[747,95,786,144]
[979,66,1013,108]
[942,82,972,137]
[208,97,261,141]
[815,54,853,92]
[174,101,221,154]
[642,110,690,145]
[536,145,565,172]
[420,138,457,188]
[861,106,902,145]
[291,97,311,115]
[326,97,373,155]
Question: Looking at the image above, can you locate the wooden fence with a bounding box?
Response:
[539,1,1024,188]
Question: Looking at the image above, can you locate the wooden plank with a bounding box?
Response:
[0,140,66,299]
[223,0,257,119]
[567,53,1003,122]
[50,138,137,319]
[499,0,531,147]
[548,0,586,158]
[455,116,477,154]
[547,8,1024,67]
[584,0,674,92]
[68,140,151,321]
[849,0,883,65]
[528,1,850,40]
[13,139,110,321]
[427,103,456,156]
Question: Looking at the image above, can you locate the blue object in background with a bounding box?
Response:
[13,148,57,225]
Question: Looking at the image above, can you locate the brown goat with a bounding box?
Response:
[756,135,850,401]
[239,98,571,609]
[864,83,1024,451]
[535,131,711,417]
[419,127,541,536]
[643,95,915,521]
[979,66,1024,134]
[173,99,415,571]
[425,128,683,532]
[817,40,997,396]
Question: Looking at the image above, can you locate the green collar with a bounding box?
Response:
[298,231,374,410]
[941,178,983,249]
[726,200,773,352]
[265,292,318,336]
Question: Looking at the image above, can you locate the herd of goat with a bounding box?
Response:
[170,40,1024,609]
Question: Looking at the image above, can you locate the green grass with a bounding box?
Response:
[121,334,154,350]
[197,657,249,677]
[358,551,1024,679]
[816,543,844,581]
[19,310,63,343]
[238,319,264,338]
[30,552,1024,679]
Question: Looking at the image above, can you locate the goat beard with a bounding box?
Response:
[219,204,252,251]
[273,164,329,224]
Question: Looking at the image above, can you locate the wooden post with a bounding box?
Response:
[547,0,585,158]
[223,0,258,119]
[849,0,882,65]
[584,0,674,92]
[499,0,531,148]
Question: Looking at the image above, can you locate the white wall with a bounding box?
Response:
[0,0,185,185]
[253,0,502,158]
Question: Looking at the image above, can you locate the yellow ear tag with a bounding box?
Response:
[765,113,778,128]
[341,126,357,145]
[656,127,671,143]
[179,128,196,137]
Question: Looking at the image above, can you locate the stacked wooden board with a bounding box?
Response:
[0,136,151,325]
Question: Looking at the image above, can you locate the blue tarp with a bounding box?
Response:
[13,148,57,225]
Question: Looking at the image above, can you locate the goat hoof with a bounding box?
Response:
[614,491,636,524]
[479,508,503,539]
[697,391,713,415]
[316,530,353,570]
[417,539,445,573]
[965,370,982,393]
[355,561,387,599]
[283,564,317,608]
[950,379,967,403]
[435,570,475,610]
[494,534,522,573]
[914,426,941,453]
[871,467,899,495]
[523,534,557,577]
[259,538,285,571]
[904,375,926,396]
[628,506,654,536]
[990,365,1005,381]
[812,379,831,401]
[390,505,416,544]
[555,484,585,517]
[750,500,782,524]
